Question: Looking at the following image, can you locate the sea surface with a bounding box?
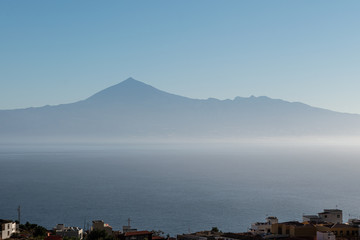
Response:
[1,141,360,236]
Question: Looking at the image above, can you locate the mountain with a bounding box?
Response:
[1,77,360,142]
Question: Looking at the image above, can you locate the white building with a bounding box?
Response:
[318,209,342,224]
[303,209,343,224]
[0,220,17,240]
[317,231,336,240]
[249,216,278,235]
[55,224,84,240]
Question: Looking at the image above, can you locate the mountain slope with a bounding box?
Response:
[1,78,360,141]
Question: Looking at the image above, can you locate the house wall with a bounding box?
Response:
[317,231,336,240]
[319,211,343,224]
[330,226,358,237]
[290,225,316,238]
[1,222,17,240]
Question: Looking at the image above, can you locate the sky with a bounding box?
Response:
[1,1,360,113]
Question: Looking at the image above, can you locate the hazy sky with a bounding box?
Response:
[1,1,360,113]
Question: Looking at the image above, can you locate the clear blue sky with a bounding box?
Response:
[1,1,360,113]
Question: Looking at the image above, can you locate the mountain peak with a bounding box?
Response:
[122,77,142,84]
[115,77,150,88]
[85,78,188,104]
[85,78,155,102]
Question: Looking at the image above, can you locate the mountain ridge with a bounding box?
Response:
[1,77,349,115]
[1,77,359,141]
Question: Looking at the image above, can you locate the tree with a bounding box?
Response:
[151,230,165,237]
[33,225,47,237]
[64,237,80,240]
[211,227,219,233]
[20,221,38,231]
[87,229,114,240]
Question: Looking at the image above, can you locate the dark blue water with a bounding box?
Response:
[1,143,360,236]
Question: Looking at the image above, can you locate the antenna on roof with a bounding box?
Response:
[17,205,21,225]
[128,218,131,227]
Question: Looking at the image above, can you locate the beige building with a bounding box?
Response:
[328,223,358,238]
[91,220,113,236]
[270,221,316,238]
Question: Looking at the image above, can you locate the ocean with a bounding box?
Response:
[1,141,360,236]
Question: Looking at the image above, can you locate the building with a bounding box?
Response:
[177,234,207,240]
[270,221,316,238]
[249,216,278,235]
[302,209,343,224]
[317,231,336,240]
[55,224,84,239]
[178,231,262,240]
[45,236,63,240]
[318,209,343,224]
[347,218,360,227]
[91,220,113,236]
[0,219,17,240]
[303,215,321,223]
[329,223,358,238]
[119,231,152,240]
[152,236,165,240]
[123,226,138,233]
[221,232,263,240]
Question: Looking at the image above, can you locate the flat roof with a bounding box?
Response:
[0,219,13,224]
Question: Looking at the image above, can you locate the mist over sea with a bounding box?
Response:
[1,140,360,235]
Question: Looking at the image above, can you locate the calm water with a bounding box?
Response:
[1,142,360,236]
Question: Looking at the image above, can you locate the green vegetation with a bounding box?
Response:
[20,222,39,231]
[18,221,48,239]
[63,237,80,240]
[33,226,47,237]
[151,230,165,237]
[86,229,113,240]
